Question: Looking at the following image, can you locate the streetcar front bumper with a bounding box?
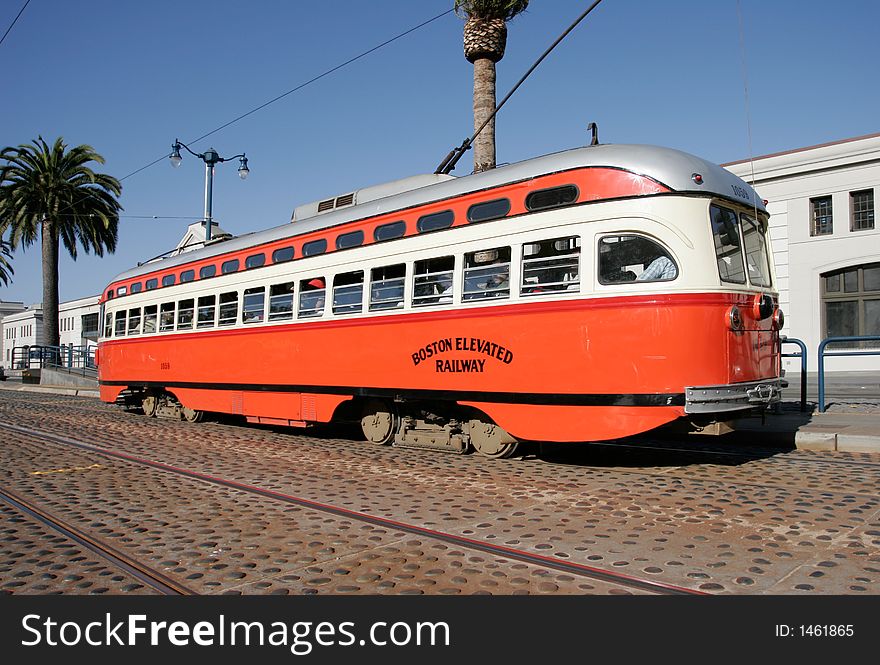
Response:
[684,378,786,414]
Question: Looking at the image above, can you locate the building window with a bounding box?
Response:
[822,262,880,347]
[811,196,833,236]
[851,189,875,231]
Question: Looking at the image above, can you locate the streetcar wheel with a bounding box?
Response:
[360,399,397,445]
[181,406,204,423]
[469,419,519,459]
[142,395,158,417]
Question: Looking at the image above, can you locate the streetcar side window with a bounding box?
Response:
[117,286,128,296]
[525,185,579,212]
[374,220,406,242]
[741,213,772,287]
[197,296,216,328]
[131,282,142,294]
[272,246,295,263]
[417,210,454,233]
[370,264,405,311]
[333,271,364,315]
[268,282,295,321]
[243,287,266,324]
[162,274,176,287]
[302,239,328,257]
[468,198,510,224]
[146,278,158,290]
[463,247,510,301]
[521,236,581,295]
[710,204,746,284]
[200,264,217,279]
[336,230,364,250]
[221,259,240,275]
[598,235,678,284]
[127,307,142,336]
[180,269,195,283]
[114,310,127,336]
[218,292,239,326]
[177,298,195,330]
[143,305,158,334]
[413,256,454,307]
[298,277,326,319]
[104,313,112,337]
[245,253,265,270]
[159,302,176,332]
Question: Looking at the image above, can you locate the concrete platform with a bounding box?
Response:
[728,410,880,453]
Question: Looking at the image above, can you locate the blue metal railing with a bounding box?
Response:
[780,336,808,412]
[817,335,880,413]
[11,345,96,377]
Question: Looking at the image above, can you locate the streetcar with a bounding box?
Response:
[97,143,784,458]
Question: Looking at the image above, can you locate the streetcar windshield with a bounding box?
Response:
[710,204,746,284]
[741,213,772,287]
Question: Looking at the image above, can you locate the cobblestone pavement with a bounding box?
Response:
[0,391,878,595]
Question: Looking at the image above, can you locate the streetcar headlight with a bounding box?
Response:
[727,305,743,331]
[752,293,773,320]
[773,308,784,330]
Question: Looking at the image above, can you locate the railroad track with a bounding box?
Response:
[0,485,195,596]
[0,420,704,596]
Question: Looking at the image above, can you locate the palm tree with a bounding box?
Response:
[0,239,13,286]
[455,0,529,173]
[0,137,122,348]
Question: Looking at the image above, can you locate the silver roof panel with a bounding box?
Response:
[110,144,766,283]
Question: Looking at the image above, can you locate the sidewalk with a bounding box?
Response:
[0,381,99,399]
[728,409,880,453]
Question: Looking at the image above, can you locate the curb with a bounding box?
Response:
[0,383,99,399]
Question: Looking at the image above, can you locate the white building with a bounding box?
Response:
[725,132,880,372]
[1,295,100,368]
[2,305,41,368]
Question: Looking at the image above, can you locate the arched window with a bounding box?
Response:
[598,235,678,284]
[822,262,880,346]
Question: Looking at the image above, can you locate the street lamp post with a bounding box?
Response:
[170,139,249,242]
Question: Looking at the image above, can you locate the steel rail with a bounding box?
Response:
[0,420,705,596]
[0,485,195,596]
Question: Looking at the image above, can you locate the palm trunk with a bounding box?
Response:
[41,219,60,348]
[472,56,497,173]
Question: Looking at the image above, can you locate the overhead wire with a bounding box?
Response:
[119,7,454,184]
[0,0,30,49]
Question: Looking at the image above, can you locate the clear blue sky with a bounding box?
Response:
[1,0,877,305]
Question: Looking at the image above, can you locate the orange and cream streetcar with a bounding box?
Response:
[98,143,784,458]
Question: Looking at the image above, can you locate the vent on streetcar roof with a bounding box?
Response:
[335,193,355,207]
[317,198,335,213]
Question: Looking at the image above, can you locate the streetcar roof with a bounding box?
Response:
[111,143,765,283]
